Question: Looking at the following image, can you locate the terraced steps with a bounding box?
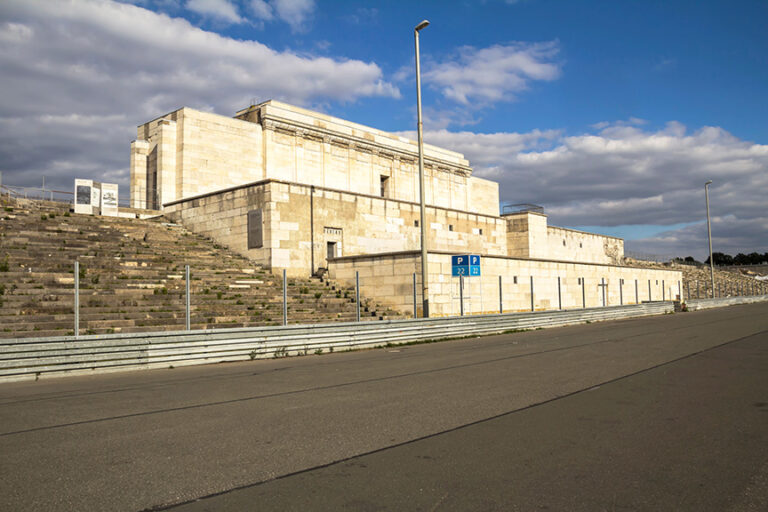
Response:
[0,198,399,338]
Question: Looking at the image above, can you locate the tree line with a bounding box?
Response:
[675,252,768,266]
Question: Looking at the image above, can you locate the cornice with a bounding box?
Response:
[260,114,473,178]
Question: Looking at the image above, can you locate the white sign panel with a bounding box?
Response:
[101,183,118,217]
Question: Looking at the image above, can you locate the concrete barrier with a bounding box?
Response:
[685,294,768,311]
[0,302,674,383]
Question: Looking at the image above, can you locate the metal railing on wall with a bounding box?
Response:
[2,262,768,381]
[1,182,143,210]
[2,255,767,341]
[1,302,679,382]
[1,184,74,204]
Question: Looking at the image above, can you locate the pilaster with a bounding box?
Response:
[156,119,177,207]
[129,139,149,209]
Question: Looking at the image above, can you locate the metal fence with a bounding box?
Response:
[1,184,74,204]
[0,301,676,382]
[6,260,767,340]
[1,183,133,208]
[623,250,678,263]
[683,279,767,300]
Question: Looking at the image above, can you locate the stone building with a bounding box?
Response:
[130,100,681,315]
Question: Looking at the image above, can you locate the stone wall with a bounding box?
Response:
[131,108,263,209]
[504,211,623,265]
[330,252,683,317]
[163,180,507,277]
[546,226,624,265]
[131,101,498,216]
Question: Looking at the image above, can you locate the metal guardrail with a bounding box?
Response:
[685,295,768,312]
[0,302,674,382]
[1,184,134,208]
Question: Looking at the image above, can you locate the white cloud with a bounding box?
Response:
[186,0,243,23]
[249,0,273,20]
[271,0,315,33]
[409,121,768,257]
[0,0,398,194]
[245,0,315,32]
[424,41,561,105]
[343,7,378,25]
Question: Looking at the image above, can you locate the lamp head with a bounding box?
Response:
[415,20,430,31]
[705,180,713,186]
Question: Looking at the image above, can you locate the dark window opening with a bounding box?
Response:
[327,241,337,260]
[247,209,263,249]
[380,175,390,197]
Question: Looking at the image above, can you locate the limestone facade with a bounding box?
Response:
[330,252,682,317]
[132,99,680,315]
[162,179,507,277]
[131,101,497,215]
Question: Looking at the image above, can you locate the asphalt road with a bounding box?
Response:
[1,302,767,511]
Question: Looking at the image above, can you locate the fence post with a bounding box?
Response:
[582,277,586,309]
[619,279,623,305]
[459,275,464,316]
[635,279,638,304]
[557,276,562,310]
[412,273,417,318]
[648,280,652,301]
[686,281,690,300]
[662,280,665,301]
[355,271,360,323]
[185,264,191,330]
[678,281,681,301]
[530,276,534,311]
[498,275,503,314]
[598,278,605,307]
[74,260,79,338]
[282,269,287,326]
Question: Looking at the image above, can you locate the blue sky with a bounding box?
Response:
[0,0,766,259]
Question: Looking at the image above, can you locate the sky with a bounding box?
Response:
[0,0,766,260]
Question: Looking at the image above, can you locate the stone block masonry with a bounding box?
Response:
[163,179,507,278]
[330,252,682,317]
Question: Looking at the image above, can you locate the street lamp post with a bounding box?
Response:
[415,19,430,317]
[705,180,715,298]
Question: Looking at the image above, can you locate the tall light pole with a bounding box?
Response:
[415,19,430,317]
[705,180,715,298]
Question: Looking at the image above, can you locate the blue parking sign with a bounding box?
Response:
[452,254,481,277]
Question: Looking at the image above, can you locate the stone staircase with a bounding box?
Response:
[0,198,399,339]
